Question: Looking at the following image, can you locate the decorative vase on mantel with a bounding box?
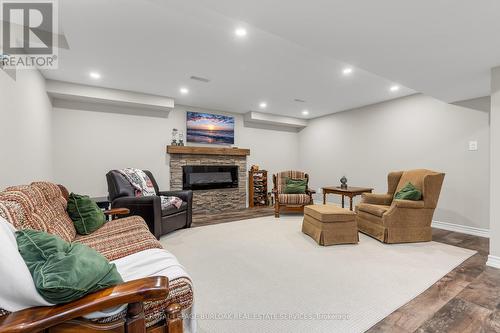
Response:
[171,128,178,146]
[340,176,348,189]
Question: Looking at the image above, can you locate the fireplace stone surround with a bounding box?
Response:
[168,146,248,215]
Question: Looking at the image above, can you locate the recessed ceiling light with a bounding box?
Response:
[302,110,309,116]
[390,85,400,92]
[235,27,247,37]
[259,102,267,109]
[342,67,353,75]
[89,72,101,79]
[180,87,189,95]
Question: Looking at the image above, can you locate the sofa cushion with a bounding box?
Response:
[0,217,52,312]
[75,216,162,261]
[16,229,123,304]
[161,201,187,216]
[0,183,76,242]
[357,203,391,217]
[67,193,106,235]
[278,193,311,205]
[284,177,307,194]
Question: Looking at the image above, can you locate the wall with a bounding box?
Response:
[0,69,53,189]
[299,94,490,229]
[52,103,300,197]
[453,96,491,113]
[488,66,500,265]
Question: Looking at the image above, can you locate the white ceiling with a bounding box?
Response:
[186,0,500,103]
[43,0,500,118]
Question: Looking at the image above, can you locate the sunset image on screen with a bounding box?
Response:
[186,111,235,144]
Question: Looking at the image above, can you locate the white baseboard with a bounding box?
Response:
[486,255,500,269]
[431,220,490,238]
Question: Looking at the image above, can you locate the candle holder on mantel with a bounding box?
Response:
[171,128,178,146]
[178,130,184,146]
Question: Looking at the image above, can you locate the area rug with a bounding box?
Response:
[161,215,475,333]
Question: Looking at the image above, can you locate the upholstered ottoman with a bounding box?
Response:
[302,204,358,245]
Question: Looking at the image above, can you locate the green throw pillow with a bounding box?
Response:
[284,177,307,194]
[67,193,106,235]
[16,229,123,304]
[394,182,422,201]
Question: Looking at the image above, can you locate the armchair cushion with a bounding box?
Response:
[284,177,307,194]
[16,229,123,304]
[278,193,311,205]
[361,193,393,206]
[394,182,422,201]
[357,203,391,217]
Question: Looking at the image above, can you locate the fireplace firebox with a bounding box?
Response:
[182,165,238,190]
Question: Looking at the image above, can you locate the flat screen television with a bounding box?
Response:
[186,111,235,145]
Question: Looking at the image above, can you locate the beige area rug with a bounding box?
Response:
[161,215,475,333]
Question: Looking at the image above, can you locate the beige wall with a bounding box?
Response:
[489,67,500,261]
[52,103,300,197]
[0,69,53,189]
[299,94,490,229]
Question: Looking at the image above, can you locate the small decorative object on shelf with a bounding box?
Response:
[250,164,259,172]
[178,130,184,146]
[171,128,179,146]
[340,176,348,189]
[249,169,269,207]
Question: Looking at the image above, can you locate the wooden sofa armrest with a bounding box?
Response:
[361,193,393,205]
[0,277,168,333]
[306,189,316,195]
[104,207,130,217]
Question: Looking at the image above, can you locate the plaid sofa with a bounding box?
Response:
[0,181,193,327]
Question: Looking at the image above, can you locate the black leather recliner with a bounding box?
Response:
[106,170,193,239]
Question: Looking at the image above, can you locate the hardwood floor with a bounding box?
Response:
[192,209,500,332]
[368,228,499,333]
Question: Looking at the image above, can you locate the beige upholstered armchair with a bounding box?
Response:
[273,171,315,218]
[355,169,445,243]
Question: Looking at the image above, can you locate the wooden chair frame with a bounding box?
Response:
[272,172,315,218]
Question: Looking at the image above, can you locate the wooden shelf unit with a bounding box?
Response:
[249,170,269,208]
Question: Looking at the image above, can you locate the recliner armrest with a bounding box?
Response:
[361,193,393,206]
[112,196,160,206]
[158,190,193,203]
[392,199,425,209]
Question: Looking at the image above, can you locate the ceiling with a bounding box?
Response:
[43,0,500,118]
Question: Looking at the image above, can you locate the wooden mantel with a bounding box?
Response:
[166,145,250,156]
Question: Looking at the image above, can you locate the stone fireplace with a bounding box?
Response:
[168,146,249,215]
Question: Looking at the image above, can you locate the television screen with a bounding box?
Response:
[186,111,235,145]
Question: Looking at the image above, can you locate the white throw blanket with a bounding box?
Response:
[117,168,183,209]
[112,249,196,333]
